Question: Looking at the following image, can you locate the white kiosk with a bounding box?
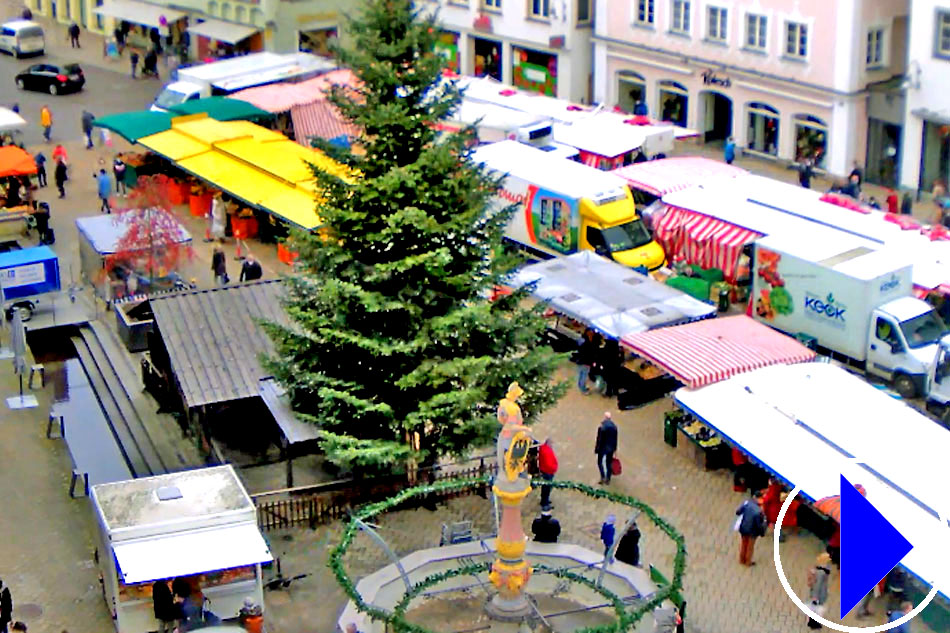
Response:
[91,465,273,633]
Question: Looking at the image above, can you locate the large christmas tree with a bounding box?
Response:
[263,0,565,471]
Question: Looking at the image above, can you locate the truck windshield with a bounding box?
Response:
[899,310,948,349]
[154,89,188,109]
[602,220,653,253]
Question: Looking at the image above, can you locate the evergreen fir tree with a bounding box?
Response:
[263,0,565,471]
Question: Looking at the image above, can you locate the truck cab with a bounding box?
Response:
[866,297,950,398]
[578,188,664,270]
[151,81,204,111]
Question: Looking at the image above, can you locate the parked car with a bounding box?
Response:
[0,20,44,57]
[15,63,84,95]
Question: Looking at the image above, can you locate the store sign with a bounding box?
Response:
[2,263,46,289]
[702,69,731,88]
[804,291,847,326]
[473,14,492,32]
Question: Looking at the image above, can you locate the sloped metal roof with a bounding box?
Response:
[149,280,289,409]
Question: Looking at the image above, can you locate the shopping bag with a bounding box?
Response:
[611,457,622,476]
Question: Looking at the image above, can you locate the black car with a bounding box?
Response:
[14,63,84,95]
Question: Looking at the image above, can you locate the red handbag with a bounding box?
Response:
[611,457,622,476]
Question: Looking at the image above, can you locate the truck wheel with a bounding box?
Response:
[6,303,34,322]
[893,374,917,399]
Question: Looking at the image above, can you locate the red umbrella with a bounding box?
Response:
[815,483,866,522]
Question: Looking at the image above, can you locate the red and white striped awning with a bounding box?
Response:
[621,315,817,389]
[612,157,747,197]
[652,206,762,281]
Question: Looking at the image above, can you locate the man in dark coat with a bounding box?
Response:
[212,247,227,285]
[735,495,767,566]
[615,520,641,567]
[81,110,95,149]
[594,412,618,485]
[531,509,561,543]
[239,254,263,282]
[152,580,176,633]
[54,159,67,199]
[68,22,80,48]
[0,579,13,633]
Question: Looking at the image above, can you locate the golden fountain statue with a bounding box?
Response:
[486,382,535,620]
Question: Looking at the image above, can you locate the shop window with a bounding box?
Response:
[784,21,808,59]
[221,3,232,21]
[299,27,337,57]
[634,0,654,25]
[434,30,460,72]
[512,46,557,96]
[207,1,217,16]
[79,0,86,27]
[617,70,646,114]
[250,8,263,26]
[64,0,71,20]
[746,102,779,155]
[794,114,827,167]
[936,11,950,58]
[95,0,103,28]
[236,5,246,22]
[706,6,727,42]
[577,0,590,24]
[670,0,690,35]
[473,37,501,81]
[482,0,501,10]
[658,80,688,127]
[745,13,766,50]
[529,0,549,19]
[34,0,42,11]
[866,27,885,67]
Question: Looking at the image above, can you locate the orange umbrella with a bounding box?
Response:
[0,146,37,178]
[815,483,866,523]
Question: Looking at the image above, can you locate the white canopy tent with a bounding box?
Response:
[0,107,26,133]
[186,18,260,45]
[93,0,185,34]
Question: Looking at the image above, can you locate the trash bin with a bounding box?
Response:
[718,286,730,312]
[663,412,678,448]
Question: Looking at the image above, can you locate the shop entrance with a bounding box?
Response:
[298,26,337,57]
[920,121,950,193]
[866,119,901,188]
[658,80,688,127]
[700,91,732,143]
[617,71,646,114]
[473,36,501,81]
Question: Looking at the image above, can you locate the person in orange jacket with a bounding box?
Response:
[538,437,558,510]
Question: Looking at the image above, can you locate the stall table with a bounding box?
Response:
[91,465,272,633]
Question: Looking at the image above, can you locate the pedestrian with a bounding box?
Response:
[600,514,616,559]
[113,156,127,195]
[575,329,598,394]
[51,143,67,164]
[531,509,561,543]
[68,22,80,48]
[130,50,140,79]
[34,152,46,187]
[778,491,800,538]
[850,161,864,186]
[96,169,112,213]
[40,105,52,142]
[798,156,814,189]
[151,580,176,633]
[239,254,263,282]
[173,583,201,633]
[806,552,832,629]
[345,623,362,633]
[885,567,907,612]
[759,478,783,534]
[901,192,914,216]
[212,246,228,285]
[238,597,263,633]
[735,493,766,566]
[842,173,861,199]
[724,136,736,165]
[21,7,31,19]
[0,580,12,633]
[54,159,67,199]
[614,519,641,567]
[210,192,227,242]
[81,110,95,149]
[537,437,558,509]
[887,601,913,633]
[886,190,899,215]
[600,338,625,398]
[32,202,51,245]
[594,412,618,485]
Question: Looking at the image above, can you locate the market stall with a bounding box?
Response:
[0,146,37,236]
[166,97,274,123]
[91,465,273,633]
[76,209,192,300]
[674,363,950,629]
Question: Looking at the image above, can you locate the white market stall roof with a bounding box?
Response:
[509,251,715,339]
[186,18,259,45]
[93,0,184,30]
[621,315,816,388]
[0,107,26,133]
[612,157,748,197]
[76,209,192,255]
[674,363,950,598]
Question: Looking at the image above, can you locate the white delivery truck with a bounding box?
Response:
[151,52,335,111]
[751,229,950,398]
[472,140,666,270]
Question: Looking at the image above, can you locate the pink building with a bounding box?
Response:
[593,0,909,179]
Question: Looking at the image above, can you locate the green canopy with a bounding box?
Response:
[91,111,174,143]
[167,97,274,122]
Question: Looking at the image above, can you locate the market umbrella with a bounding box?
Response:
[0,107,26,133]
[167,96,274,122]
[814,483,866,522]
[92,111,174,143]
[0,146,38,178]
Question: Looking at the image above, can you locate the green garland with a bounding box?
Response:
[328,475,687,633]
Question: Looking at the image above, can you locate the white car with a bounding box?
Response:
[0,20,45,58]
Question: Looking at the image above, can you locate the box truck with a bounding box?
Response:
[0,245,61,321]
[151,52,335,112]
[472,141,665,270]
[751,229,950,398]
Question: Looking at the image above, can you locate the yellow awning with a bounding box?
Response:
[138,130,208,161]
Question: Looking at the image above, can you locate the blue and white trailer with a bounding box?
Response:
[0,245,61,321]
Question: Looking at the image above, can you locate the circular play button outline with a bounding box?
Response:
[773,486,939,632]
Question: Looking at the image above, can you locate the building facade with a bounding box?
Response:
[418,0,594,102]
[899,0,950,194]
[31,0,345,58]
[593,0,909,178]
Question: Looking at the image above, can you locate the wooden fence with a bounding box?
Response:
[253,457,498,531]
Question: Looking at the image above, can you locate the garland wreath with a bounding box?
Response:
[328,476,687,633]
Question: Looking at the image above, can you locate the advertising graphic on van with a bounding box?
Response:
[804,292,847,327]
[755,248,793,321]
[880,274,901,294]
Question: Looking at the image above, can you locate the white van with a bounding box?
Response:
[0,20,45,57]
